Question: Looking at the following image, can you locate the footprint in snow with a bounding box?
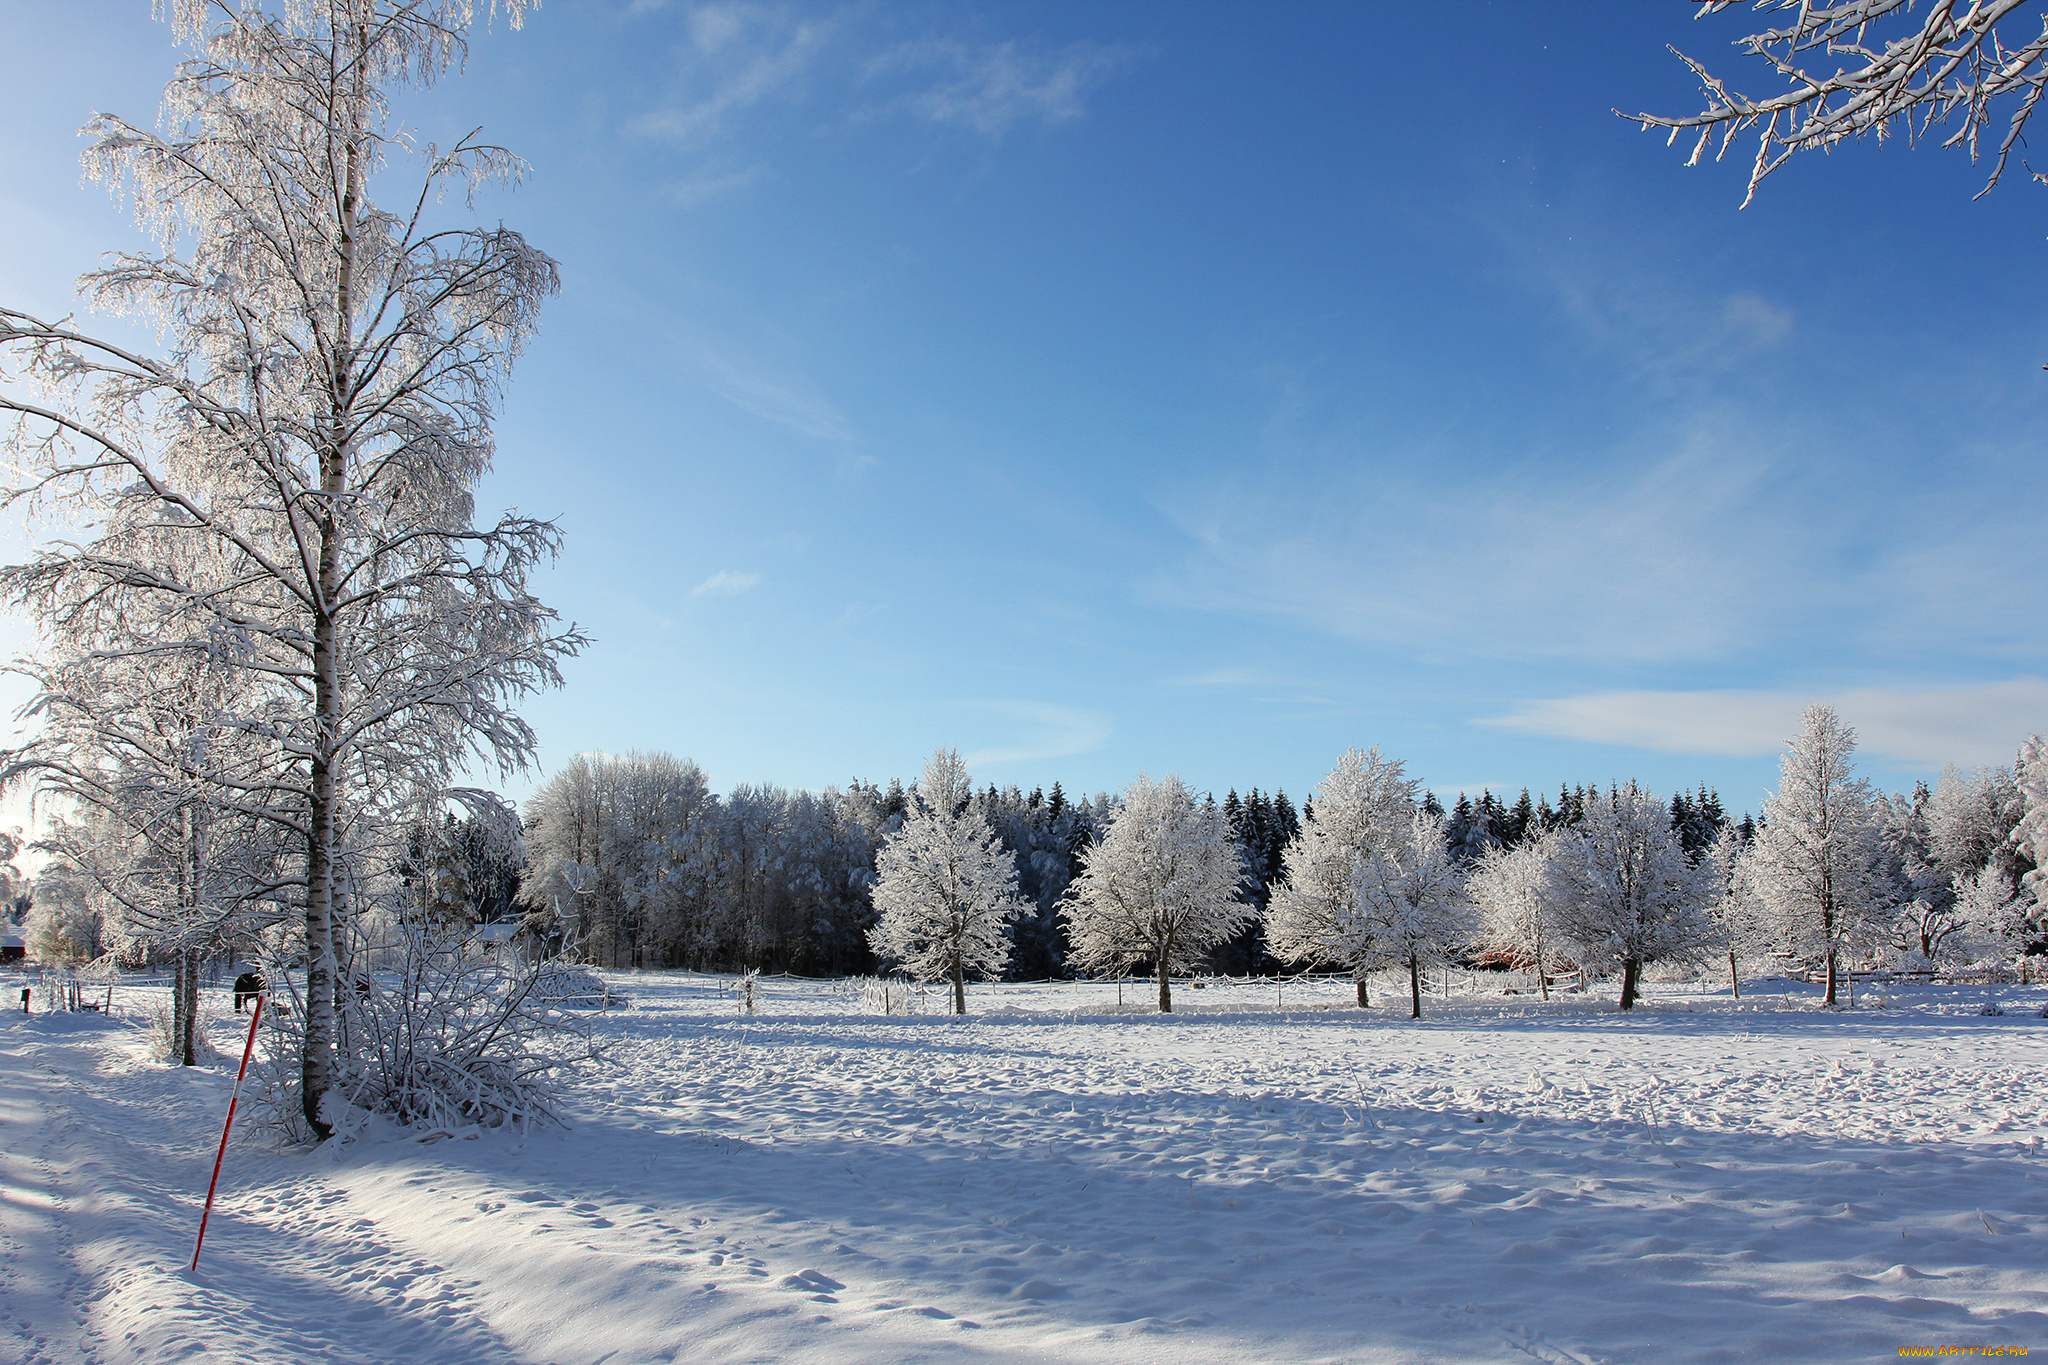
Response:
[779,1268,845,1302]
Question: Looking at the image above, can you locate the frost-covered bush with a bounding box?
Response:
[845,975,945,1014]
[530,961,624,1010]
[144,992,224,1065]
[254,931,601,1142]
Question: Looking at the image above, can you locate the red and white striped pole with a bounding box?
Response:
[191,993,264,1273]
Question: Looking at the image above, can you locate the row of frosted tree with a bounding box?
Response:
[519,705,2048,1014]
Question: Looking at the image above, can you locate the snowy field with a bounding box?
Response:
[5,971,2048,1365]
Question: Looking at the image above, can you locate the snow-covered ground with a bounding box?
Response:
[5,970,2047,1364]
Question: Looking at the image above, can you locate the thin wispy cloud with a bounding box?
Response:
[1164,666,1306,690]
[627,5,1136,157]
[1156,415,1808,666]
[664,162,766,206]
[1478,679,2048,769]
[689,570,762,597]
[962,701,1113,767]
[670,332,856,443]
[874,38,1135,137]
[629,3,835,147]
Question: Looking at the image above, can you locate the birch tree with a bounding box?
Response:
[0,0,580,1136]
[5,523,293,1064]
[867,749,1026,1014]
[1748,705,1889,1005]
[1267,747,1418,1006]
[1063,774,1250,1013]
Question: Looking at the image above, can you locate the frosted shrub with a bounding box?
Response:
[531,961,622,1010]
[853,976,932,1015]
[255,930,600,1141]
[848,975,954,1014]
[144,994,224,1065]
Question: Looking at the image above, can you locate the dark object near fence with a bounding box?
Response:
[233,971,265,1013]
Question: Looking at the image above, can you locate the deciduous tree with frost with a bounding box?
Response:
[1545,784,1713,1010]
[1748,705,1889,1005]
[1268,747,1418,1006]
[1956,862,2031,957]
[1625,1,2048,207]
[0,0,581,1136]
[1063,773,1250,1013]
[1705,825,1767,997]
[1470,835,1561,1000]
[867,749,1027,1015]
[1355,811,1472,1019]
[2012,735,2048,933]
[6,536,291,1065]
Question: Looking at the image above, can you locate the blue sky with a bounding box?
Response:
[5,1,2048,818]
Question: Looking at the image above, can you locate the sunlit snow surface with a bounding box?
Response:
[4,971,2047,1364]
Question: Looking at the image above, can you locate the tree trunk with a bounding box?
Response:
[301,46,370,1144]
[1355,971,1369,1008]
[169,950,184,1061]
[1728,948,1740,1000]
[170,947,194,1066]
[1820,887,1838,1005]
[1618,957,1640,1010]
[1156,957,1172,1013]
[182,949,201,1066]
[303,587,340,1137]
[1407,954,1421,1019]
[952,952,966,1016]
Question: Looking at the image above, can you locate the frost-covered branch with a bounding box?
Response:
[1622,1,2048,204]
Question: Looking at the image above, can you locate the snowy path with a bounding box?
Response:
[4,974,2047,1363]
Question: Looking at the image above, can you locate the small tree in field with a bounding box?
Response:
[867,749,1026,1015]
[1268,747,1418,1005]
[1749,706,1888,1006]
[1063,774,1249,1013]
[1545,784,1714,1010]
[1705,825,1765,998]
[1470,835,1560,999]
[1356,810,1471,1019]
